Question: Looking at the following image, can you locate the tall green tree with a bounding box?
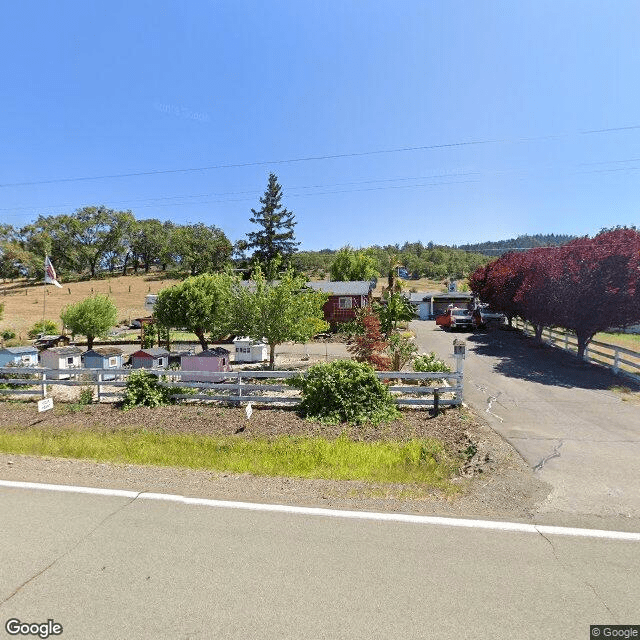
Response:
[172,223,233,275]
[130,218,170,273]
[60,294,118,349]
[154,273,234,351]
[246,173,299,267]
[329,246,379,282]
[376,292,416,335]
[232,268,328,368]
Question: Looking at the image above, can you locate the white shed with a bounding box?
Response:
[39,346,83,379]
[233,337,267,363]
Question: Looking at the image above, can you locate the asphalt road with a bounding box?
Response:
[412,321,640,524]
[1,485,639,640]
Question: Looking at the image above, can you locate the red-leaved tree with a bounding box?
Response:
[469,228,640,358]
[348,306,391,370]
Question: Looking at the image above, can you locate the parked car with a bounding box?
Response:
[435,308,475,331]
[472,306,506,329]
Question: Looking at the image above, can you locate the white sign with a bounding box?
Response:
[38,398,54,412]
[245,402,253,420]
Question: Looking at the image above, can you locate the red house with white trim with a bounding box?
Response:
[306,280,376,329]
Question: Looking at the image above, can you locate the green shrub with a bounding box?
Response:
[1,330,16,341]
[27,320,58,339]
[291,359,400,425]
[78,387,94,405]
[121,370,173,410]
[413,352,451,373]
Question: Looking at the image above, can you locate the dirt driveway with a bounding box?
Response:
[411,320,640,529]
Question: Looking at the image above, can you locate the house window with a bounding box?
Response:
[109,357,117,367]
[338,297,353,309]
[157,358,164,367]
[67,357,74,365]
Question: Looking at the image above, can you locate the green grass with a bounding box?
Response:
[0,429,461,491]
[596,332,640,350]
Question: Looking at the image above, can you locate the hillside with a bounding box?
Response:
[0,273,180,342]
[457,234,577,256]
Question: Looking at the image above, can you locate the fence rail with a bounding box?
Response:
[513,318,640,383]
[0,366,464,408]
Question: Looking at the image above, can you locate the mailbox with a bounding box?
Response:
[453,339,466,359]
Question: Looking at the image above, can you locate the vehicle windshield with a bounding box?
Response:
[452,309,470,316]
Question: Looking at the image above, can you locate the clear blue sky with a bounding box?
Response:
[1,1,639,250]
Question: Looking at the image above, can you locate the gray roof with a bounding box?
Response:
[1,346,39,354]
[83,348,124,357]
[307,280,375,296]
[41,346,83,356]
[192,348,230,357]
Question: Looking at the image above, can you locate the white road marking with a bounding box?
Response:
[1,479,639,541]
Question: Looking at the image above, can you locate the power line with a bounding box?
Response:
[2,123,640,188]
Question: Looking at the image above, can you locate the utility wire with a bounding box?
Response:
[2,123,640,188]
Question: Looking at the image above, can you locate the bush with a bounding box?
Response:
[291,359,400,425]
[121,370,173,410]
[413,352,451,373]
[1,330,16,341]
[27,320,58,339]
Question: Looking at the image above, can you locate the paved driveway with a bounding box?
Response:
[411,321,640,525]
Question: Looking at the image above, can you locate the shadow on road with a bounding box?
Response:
[466,328,638,391]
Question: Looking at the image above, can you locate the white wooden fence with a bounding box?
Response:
[0,366,464,408]
[513,318,640,383]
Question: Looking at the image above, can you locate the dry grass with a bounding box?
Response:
[0,273,181,341]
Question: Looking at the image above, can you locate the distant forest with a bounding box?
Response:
[457,234,577,256]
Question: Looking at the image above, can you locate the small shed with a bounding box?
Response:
[39,346,83,379]
[233,337,268,363]
[82,347,124,381]
[130,348,170,369]
[181,348,232,382]
[0,346,40,368]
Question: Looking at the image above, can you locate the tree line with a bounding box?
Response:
[469,227,640,357]
[1,171,489,284]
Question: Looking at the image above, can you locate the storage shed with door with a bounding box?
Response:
[39,346,83,379]
[0,346,40,367]
[130,348,170,369]
[180,348,232,381]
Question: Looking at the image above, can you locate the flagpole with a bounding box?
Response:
[43,254,47,327]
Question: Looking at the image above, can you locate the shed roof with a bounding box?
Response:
[41,346,83,356]
[134,348,170,357]
[83,347,124,358]
[191,348,230,357]
[1,346,39,354]
[306,280,375,296]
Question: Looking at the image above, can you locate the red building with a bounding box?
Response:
[306,280,376,328]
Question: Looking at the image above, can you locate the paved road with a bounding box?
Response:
[1,485,639,640]
[412,321,640,522]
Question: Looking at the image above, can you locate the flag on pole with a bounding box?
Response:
[44,256,63,288]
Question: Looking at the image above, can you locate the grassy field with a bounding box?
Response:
[0,428,461,491]
[595,331,640,350]
[0,273,181,342]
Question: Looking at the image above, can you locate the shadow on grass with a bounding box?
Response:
[466,328,640,391]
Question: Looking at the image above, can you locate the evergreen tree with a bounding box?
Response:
[246,173,299,267]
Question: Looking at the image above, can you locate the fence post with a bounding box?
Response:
[433,390,440,416]
[41,371,47,398]
[237,372,243,405]
[613,349,620,374]
[97,372,102,403]
[564,332,569,350]
[453,339,465,405]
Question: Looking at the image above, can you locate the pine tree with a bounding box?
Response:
[246,173,299,268]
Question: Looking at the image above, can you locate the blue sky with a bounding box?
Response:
[1,1,639,250]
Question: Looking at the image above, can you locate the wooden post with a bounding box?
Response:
[433,390,440,416]
[613,349,620,374]
[97,372,102,403]
[453,339,465,405]
[41,371,47,398]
